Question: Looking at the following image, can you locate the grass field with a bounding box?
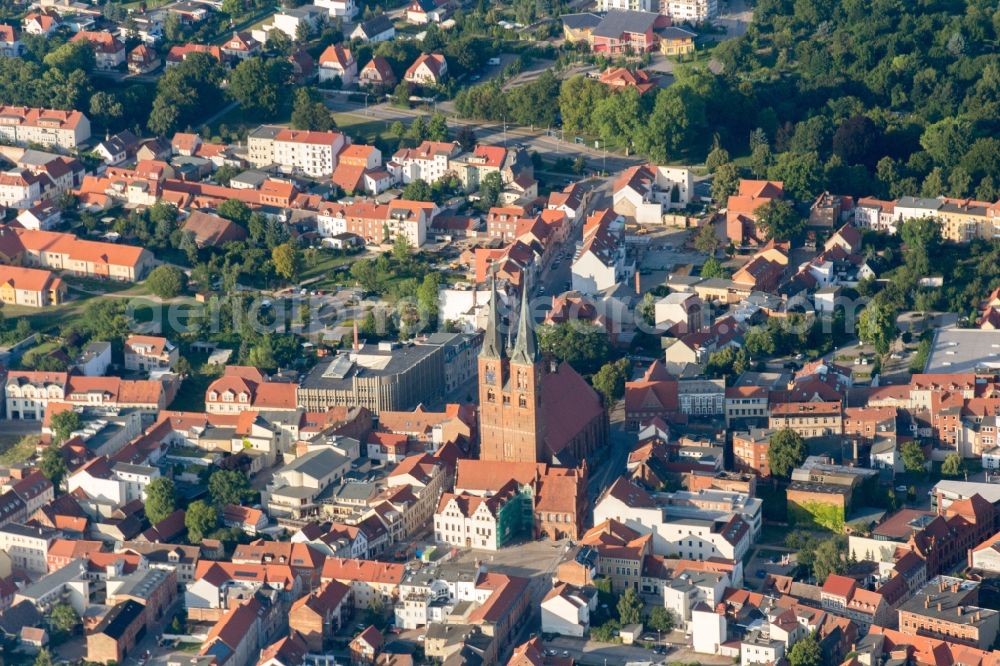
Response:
[332,111,404,149]
[300,250,357,290]
[1,295,97,334]
[0,435,39,465]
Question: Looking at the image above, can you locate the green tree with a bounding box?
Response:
[749,143,772,178]
[49,603,80,635]
[705,137,730,173]
[767,428,808,478]
[148,53,226,136]
[706,346,749,384]
[788,632,823,666]
[145,477,177,525]
[266,29,291,55]
[478,171,503,210]
[146,265,186,298]
[768,151,822,201]
[392,234,412,262]
[857,297,897,356]
[711,162,740,202]
[391,81,411,107]
[247,335,278,371]
[272,242,303,282]
[34,648,54,666]
[901,440,927,474]
[50,410,82,444]
[538,322,611,374]
[185,500,217,543]
[590,619,621,643]
[401,178,433,202]
[920,118,970,169]
[39,444,67,489]
[941,453,964,477]
[218,199,252,225]
[812,535,847,581]
[755,199,802,241]
[228,57,292,119]
[290,87,335,131]
[592,358,631,405]
[701,256,729,279]
[43,41,94,74]
[89,91,124,131]
[426,112,449,141]
[351,259,382,293]
[693,224,719,255]
[744,326,776,357]
[208,469,253,507]
[81,299,130,343]
[617,587,642,625]
[646,606,674,633]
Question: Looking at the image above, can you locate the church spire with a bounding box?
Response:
[479,277,503,360]
[510,279,539,366]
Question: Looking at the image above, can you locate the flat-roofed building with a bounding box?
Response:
[298,341,445,414]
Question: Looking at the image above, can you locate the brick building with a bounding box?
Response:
[86,600,146,664]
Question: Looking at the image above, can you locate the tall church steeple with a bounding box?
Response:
[479,277,503,360]
[510,279,539,366]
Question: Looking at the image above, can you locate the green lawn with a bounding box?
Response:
[127,297,205,336]
[20,339,61,365]
[64,276,149,296]
[1,295,97,335]
[300,250,358,290]
[0,435,39,465]
[332,112,404,149]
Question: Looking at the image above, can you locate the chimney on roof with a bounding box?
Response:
[937,602,942,612]
[957,606,963,616]
[353,319,359,351]
[635,270,640,295]
[976,611,981,622]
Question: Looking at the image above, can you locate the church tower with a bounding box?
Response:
[478,279,546,463]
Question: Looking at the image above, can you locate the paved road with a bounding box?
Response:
[543,635,735,665]
[0,420,42,438]
[588,423,631,504]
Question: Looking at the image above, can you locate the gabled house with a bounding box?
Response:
[289,580,351,651]
[318,45,357,85]
[93,131,139,166]
[571,208,633,294]
[221,31,260,61]
[70,31,125,70]
[406,0,450,24]
[404,53,448,86]
[22,12,60,36]
[599,67,657,94]
[350,14,394,43]
[726,179,785,247]
[128,45,160,74]
[360,56,397,90]
[0,24,21,57]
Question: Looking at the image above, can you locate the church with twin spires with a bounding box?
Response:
[477,279,608,466]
